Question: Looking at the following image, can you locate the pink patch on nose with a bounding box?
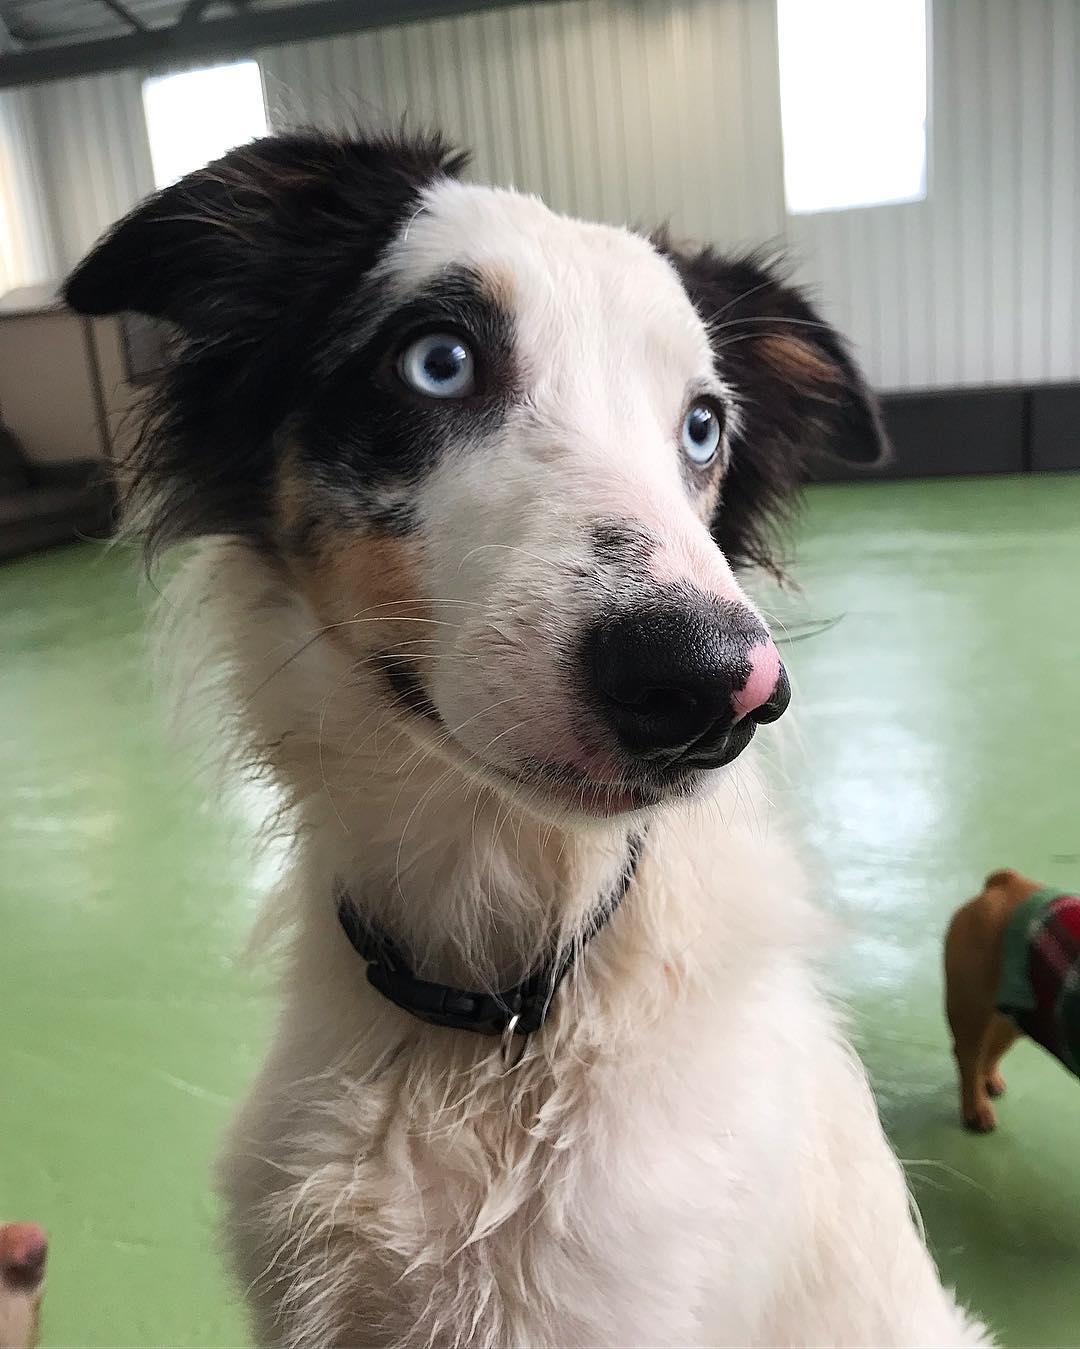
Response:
[731,640,781,720]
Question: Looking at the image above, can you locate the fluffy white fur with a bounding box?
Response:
[146,182,990,1347]
[159,536,988,1349]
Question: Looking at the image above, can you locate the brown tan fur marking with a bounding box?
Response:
[755,334,840,393]
[273,451,432,661]
[273,443,310,551]
[474,260,516,312]
[300,530,431,664]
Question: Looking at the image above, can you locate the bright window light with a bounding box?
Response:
[142,60,268,189]
[777,0,927,214]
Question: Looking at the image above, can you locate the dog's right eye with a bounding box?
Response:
[398,332,476,400]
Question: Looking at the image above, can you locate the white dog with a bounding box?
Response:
[66,131,988,1348]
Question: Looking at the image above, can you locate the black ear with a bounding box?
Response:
[661,242,890,576]
[64,129,469,327]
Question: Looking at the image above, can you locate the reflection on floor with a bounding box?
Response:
[2,474,1078,1347]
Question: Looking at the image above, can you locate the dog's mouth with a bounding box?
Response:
[509,759,705,816]
[377,652,720,817]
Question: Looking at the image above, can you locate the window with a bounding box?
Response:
[777,0,927,214]
[142,60,268,190]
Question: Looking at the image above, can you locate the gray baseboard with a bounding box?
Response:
[815,381,1080,481]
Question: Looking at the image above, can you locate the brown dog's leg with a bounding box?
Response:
[945,869,1043,1132]
[983,1013,1019,1096]
[950,1000,998,1132]
[944,897,1001,1132]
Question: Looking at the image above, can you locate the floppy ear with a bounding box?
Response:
[661,242,890,576]
[65,130,469,327]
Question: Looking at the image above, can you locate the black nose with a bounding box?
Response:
[585,602,789,766]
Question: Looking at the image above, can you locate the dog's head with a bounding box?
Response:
[66,132,886,819]
[0,1223,47,1349]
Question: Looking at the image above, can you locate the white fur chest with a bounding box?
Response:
[222,908,816,1349]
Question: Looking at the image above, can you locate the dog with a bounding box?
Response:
[0,1224,46,1349]
[946,868,1080,1132]
[65,130,989,1348]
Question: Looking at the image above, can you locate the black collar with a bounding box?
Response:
[336,832,645,1037]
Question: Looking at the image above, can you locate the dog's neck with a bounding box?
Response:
[311,731,637,990]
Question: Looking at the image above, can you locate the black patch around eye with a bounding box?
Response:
[281,494,420,557]
[291,268,517,533]
[366,271,517,403]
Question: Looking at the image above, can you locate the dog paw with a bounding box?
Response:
[963,1105,997,1133]
[986,1070,1007,1097]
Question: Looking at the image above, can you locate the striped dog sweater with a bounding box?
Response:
[996,888,1080,1076]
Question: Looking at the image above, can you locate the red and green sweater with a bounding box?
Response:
[996,888,1080,1077]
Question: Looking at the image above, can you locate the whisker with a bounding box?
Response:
[707,313,835,339]
[389,698,529,810]
[700,272,780,326]
[456,542,563,572]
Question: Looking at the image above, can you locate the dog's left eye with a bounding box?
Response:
[681,400,723,466]
[399,332,476,399]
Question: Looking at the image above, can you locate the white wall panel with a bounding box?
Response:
[258,0,786,244]
[789,0,1079,389]
[1047,0,1079,382]
[0,87,55,291]
[24,68,153,274]
[4,0,1076,391]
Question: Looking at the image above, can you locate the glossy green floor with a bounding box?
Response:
[2,475,1079,1347]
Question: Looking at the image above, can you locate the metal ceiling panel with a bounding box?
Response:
[0,0,543,88]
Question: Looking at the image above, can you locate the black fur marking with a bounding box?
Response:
[655,238,891,577]
[376,653,442,725]
[367,500,421,538]
[590,519,658,571]
[292,268,517,535]
[63,130,470,558]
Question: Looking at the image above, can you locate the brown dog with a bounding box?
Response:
[0,1224,47,1349]
[944,868,1072,1132]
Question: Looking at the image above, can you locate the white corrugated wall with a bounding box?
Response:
[22,68,154,274]
[7,0,1079,391]
[788,0,1080,389]
[257,0,786,247]
[0,87,55,290]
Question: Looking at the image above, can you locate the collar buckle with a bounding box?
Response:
[338,831,644,1039]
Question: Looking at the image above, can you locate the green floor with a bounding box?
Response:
[2,475,1079,1347]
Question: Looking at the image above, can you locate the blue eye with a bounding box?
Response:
[681,400,723,466]
[399,332,475,399]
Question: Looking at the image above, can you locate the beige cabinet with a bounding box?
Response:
[0,284,151,468]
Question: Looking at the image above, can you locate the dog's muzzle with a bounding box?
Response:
[584,599,790,769]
